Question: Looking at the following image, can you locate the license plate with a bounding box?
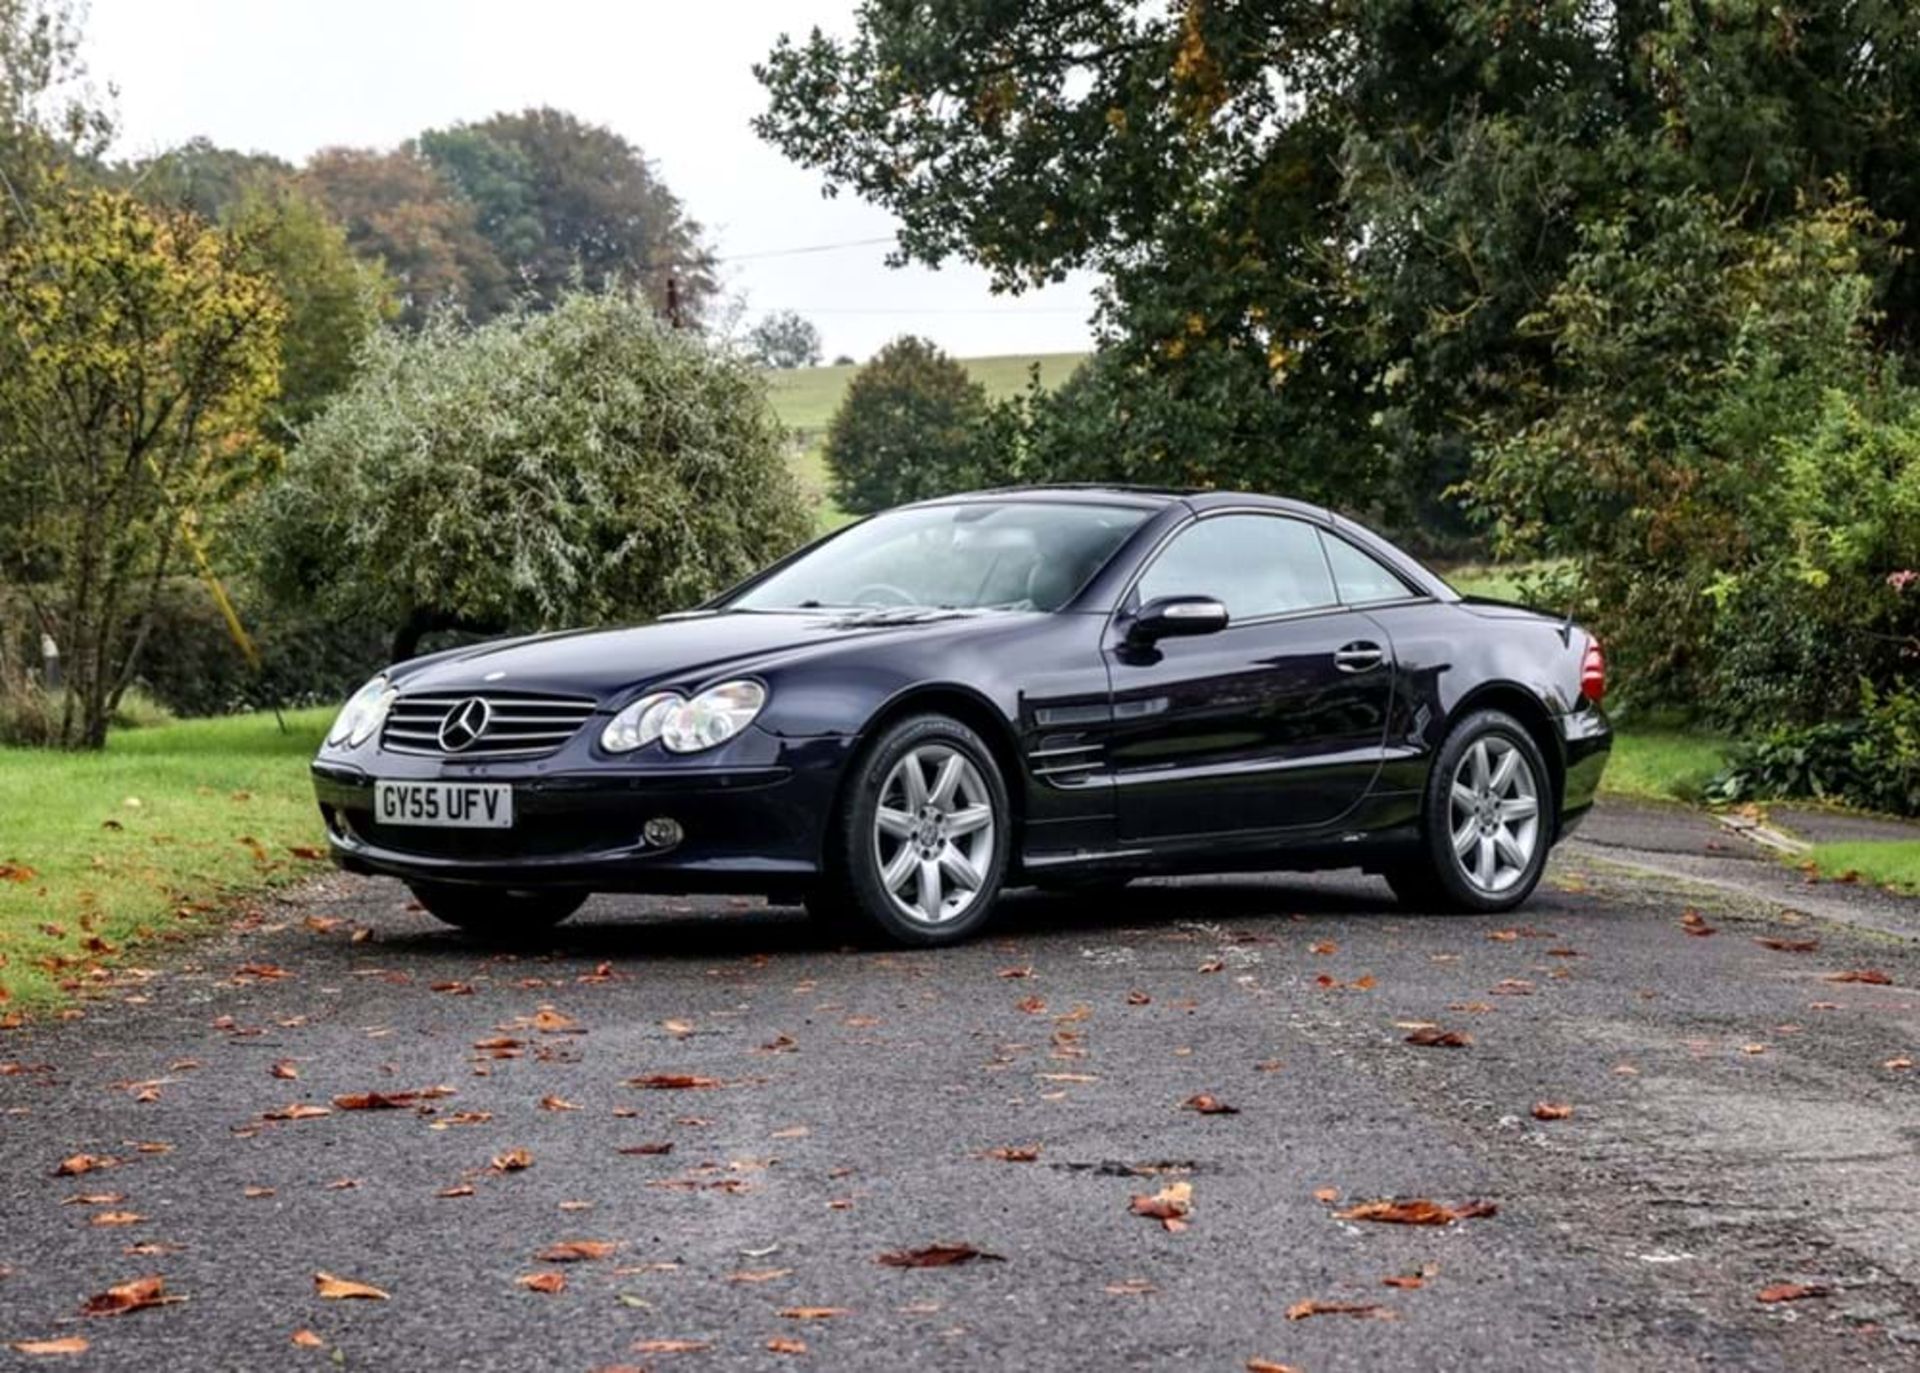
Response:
[374,781,513,829]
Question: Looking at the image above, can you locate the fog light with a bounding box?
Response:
[643,817,683,849]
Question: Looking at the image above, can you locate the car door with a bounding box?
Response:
[1104,512,1395,841]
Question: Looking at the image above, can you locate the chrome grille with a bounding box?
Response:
[380,690,598,759]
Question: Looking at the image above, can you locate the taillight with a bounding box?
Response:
[1580,636,1606,704]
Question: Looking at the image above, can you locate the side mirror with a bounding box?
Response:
[1127,595,1229,646]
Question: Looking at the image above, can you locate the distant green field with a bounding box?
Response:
[763,351,1088,532]
[762,351,1087,438]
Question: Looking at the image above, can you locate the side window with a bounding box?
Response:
[1320,532,1415,604]
[1136,514,1337,621]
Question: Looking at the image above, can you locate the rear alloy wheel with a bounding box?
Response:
[407,882,586,938]
[1386,709,1552,913]
[813,714,1010,946]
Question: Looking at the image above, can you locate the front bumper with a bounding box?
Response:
[311,728,853,896]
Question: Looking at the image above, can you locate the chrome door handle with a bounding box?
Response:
[1334,641,1386,673]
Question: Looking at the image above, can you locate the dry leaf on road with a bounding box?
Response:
[1285,1299,1395,1321]
[1756,1282,1830,1303]
[11,1337,89,1356]
[314,1272,389,1301]
[1335,1198,1496,1226]
[876,1244,1003,1268]
[1129,1181,1193,1232]
[81,1275,178,1315]
[981,1145,1041,1163]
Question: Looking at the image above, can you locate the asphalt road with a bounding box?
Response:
[2,803,1916,1371]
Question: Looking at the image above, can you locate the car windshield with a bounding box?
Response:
[729,501,1151,613]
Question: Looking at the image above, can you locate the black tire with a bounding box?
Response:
[1386,709,1554,914]
[407,881,586,937]
[811,713,1012,947]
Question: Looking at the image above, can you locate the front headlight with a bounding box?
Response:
[600,691,682,754]
[326,676,394,749]
[661,680,767,754]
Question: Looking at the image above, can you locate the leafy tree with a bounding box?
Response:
[251,290,815,661]
[825,336,997,514]
[1465,190,1905,722]
[757,3,1920,541]
[0,188,284,747]
[301,146,508,327]
[0,0,111,209]
[112,137,295,222]
[109,145,393,434]
[748,309,823,369]
[226,186,392,432]
[417,108,714,321]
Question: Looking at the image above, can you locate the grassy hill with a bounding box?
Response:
[762,351,1088,530]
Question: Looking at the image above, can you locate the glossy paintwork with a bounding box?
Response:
[313,487,1610,896]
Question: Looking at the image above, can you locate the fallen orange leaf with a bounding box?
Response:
[1285,1298,1394,1321]
[536,1241,615,1263]
[1129,1181,1193,1232]
[80,1275,177,1315]
[1532,1102,1574,1121]
[980,1145,1040,1163]
[1756,1282,1829,1303]
[314,1272,389,1301]
[11,1336,89,1356]
[517,1271,566,1294]
[876,1243,1003,1268]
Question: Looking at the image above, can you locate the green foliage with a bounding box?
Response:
[1709,682,1920,817]
[748,309,823,369]
[0,0,112,207]
[251,290,815,660]
[824,337,1001,514]
[757,3,1920,545]
[1466,189,1915,722]
[417,108,714,323]
[0,187,284,747]
[226,185,393,432]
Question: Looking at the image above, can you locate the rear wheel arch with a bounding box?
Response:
[1439,684,1564,836]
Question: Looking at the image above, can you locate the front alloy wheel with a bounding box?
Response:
[873,744,997,926]
[1386,708,1552,913]
[812,714,1011,945]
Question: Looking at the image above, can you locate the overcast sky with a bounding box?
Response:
[81,0,1100,362]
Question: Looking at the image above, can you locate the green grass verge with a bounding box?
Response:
[1804,840,1920,894]
[0,708,332,1015]
[1599,729,1730,805]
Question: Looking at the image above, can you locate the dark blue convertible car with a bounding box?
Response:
[312,487,1610,944]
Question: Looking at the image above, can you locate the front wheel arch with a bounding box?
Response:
[825,684,1027,872]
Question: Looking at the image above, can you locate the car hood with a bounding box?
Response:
[391,608,1026,702]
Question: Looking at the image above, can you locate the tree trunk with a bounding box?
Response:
[391,607,505,665]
